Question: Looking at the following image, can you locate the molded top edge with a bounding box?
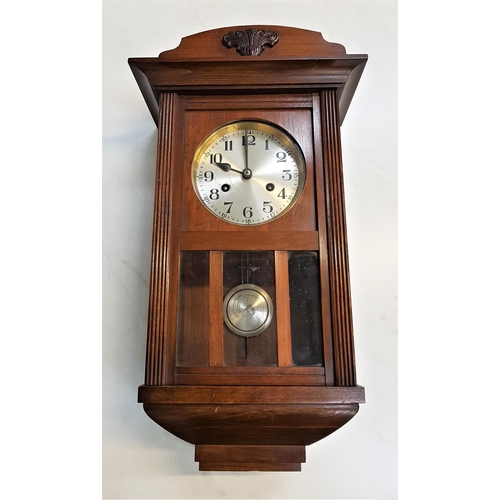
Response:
[156,25,349,62]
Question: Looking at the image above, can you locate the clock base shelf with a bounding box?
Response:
[195,445,305,472]
[139,385,364,471]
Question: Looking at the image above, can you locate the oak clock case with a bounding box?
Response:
[129,25,368,472]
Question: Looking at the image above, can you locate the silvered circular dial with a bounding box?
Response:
[223,284,273,337]
[192,120,306,226]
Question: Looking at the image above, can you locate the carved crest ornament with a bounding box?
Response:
[222,29,280,56]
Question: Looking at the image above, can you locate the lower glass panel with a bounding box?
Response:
[223,251,278,366]
[176,251,210,366]
[288,251,324,366]
[176,250,323,370]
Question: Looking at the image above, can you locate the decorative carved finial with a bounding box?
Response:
[222,29,279,56]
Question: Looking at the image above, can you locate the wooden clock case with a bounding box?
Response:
[129,25,367,472]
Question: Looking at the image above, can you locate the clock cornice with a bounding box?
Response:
[128,25,367,126]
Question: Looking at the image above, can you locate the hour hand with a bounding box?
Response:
[213,162,253,180]
[213,162,233,172]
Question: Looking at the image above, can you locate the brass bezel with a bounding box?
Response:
[191,120,307,226]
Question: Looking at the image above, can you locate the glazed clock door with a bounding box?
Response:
[174,94,333,386]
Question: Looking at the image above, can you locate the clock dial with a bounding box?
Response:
[192,120,306,226]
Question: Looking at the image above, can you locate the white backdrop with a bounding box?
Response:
[102,1,397,498]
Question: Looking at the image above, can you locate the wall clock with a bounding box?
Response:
[129,25,368,472]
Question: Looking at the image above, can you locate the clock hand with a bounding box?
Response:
[244,130,249,172]
[213,162,242,174]
[213,162,253,180]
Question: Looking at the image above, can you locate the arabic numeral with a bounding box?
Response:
[277,188,286,199]
[210,153,222,164]
[243,206,253,218]
[282,170,292,181]
[209,189,219,200]
[204,171,214,182]
[263,201,273,213]
[276,152,287,162]
[242,134,256,146]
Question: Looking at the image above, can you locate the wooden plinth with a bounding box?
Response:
[195,445,305,472]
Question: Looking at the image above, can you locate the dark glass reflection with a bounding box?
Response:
[176,251,210,366]
[288,251,323,366]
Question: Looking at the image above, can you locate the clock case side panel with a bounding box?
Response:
[143,93,185,386]
[319,89,358,387]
